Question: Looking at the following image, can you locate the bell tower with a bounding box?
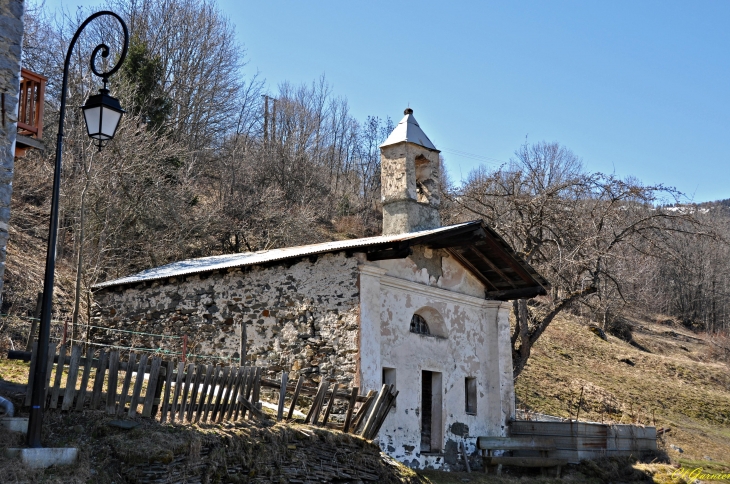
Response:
[380,108,441,235]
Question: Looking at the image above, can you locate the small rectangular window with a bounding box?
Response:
[383,367,396,408]
[465,377,477,415]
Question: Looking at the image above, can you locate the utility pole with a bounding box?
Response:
[262,95,277,145]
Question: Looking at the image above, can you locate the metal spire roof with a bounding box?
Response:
[380,108,438,151]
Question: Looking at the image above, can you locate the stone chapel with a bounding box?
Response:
[93,108,549,469]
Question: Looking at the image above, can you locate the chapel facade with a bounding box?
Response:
[93,109,548,469]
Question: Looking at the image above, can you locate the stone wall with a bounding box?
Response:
[92,252,362,387]
[0,0,24,308]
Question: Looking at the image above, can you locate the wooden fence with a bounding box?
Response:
[22,343,397,440]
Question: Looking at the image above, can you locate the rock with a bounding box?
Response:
[588,325,608,341]
[670,444,683,453]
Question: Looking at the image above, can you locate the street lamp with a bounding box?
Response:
[82,86,125,150]
[26,11,128,448]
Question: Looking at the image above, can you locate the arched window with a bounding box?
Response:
[410,314,430,335]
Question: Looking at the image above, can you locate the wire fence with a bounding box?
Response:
[1,312,241,364]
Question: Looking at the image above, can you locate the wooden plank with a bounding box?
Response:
[342,386,359,433]
[350,390,376,434]
[240,367,255,420]
[321,383,339,426]
[150,359,166,418]
[187,363,206,423]
[214,366,230,422]
[510,420,608,437]
[195,364,214,423]
[304,380,327,424]
[277,372,288,421]
[202,365,222,422]
[236,393,265,420]
[361,384,389,438]
[446,249,499,291]
[179,363,195,422]
[217,367,237,423]
[211,366,230,422]
[217,367,236,422]
[90,349,108,409]
[477,437,555,451]
[24,341,38,406]
[225,367,242,421]
[75,346,94,411]
[259,378,369,402]
[49,344,68,409]
[61,345,82,411]
[170,361,185,424]
[312,382,331,425]
[304,379,324,424]
[369,389,398,440]
[287,375,305,421]
[461,441,471,473]
[142,356,162,417]
[117,351,136,416]
[467,246,517,288]
[128,353,149,417]
[251,367,261,412]
[233,367,250,421]
[42,343,57,404]
[160,360,175,423]
[105,350,120,414]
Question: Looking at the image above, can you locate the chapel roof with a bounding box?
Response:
[95,220,549,301]
[380,108,438,152]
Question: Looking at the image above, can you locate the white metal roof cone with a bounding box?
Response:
[380,108,438,151]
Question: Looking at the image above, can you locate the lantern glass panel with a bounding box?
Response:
[101,108,122,139]
[83,106,102,138]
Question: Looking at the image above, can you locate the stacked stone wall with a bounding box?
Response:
[0,0,24,307]
[92,252,362,388]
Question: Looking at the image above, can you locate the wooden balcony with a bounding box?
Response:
[15,68,47,157]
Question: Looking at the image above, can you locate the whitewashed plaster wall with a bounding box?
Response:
[358,250,514,470]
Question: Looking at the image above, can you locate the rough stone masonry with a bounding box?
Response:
[93,252,363,388]
[0,0,24,308]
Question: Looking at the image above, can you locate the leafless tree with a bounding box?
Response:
[450,141,703,378]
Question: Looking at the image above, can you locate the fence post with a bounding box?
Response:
[182,334,188,363]
[25,292,43,351]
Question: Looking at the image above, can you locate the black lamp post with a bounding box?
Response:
[26,11,128,448]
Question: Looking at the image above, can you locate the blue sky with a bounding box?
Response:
[40,0,730,202]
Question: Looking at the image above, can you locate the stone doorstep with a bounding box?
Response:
[0,417,28,433]
[5,448,79,469]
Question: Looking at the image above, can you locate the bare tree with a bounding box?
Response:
[450,142,701,378]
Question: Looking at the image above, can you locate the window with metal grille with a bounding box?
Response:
[410,314,430,335]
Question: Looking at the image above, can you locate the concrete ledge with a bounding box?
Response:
[1,417,28,433]
[5,447,78,469]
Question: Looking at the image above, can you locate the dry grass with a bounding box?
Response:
[515,311,730,469]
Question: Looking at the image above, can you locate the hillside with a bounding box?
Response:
[2,193,730,482]
[515,311,730,467]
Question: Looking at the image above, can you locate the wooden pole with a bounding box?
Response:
[25,292,42,351]
[240,320,246,365]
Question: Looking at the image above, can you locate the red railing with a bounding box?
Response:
[17,68,46,139]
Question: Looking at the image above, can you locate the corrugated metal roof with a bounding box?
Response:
[380,109,438,151]
[94,221,480,289]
